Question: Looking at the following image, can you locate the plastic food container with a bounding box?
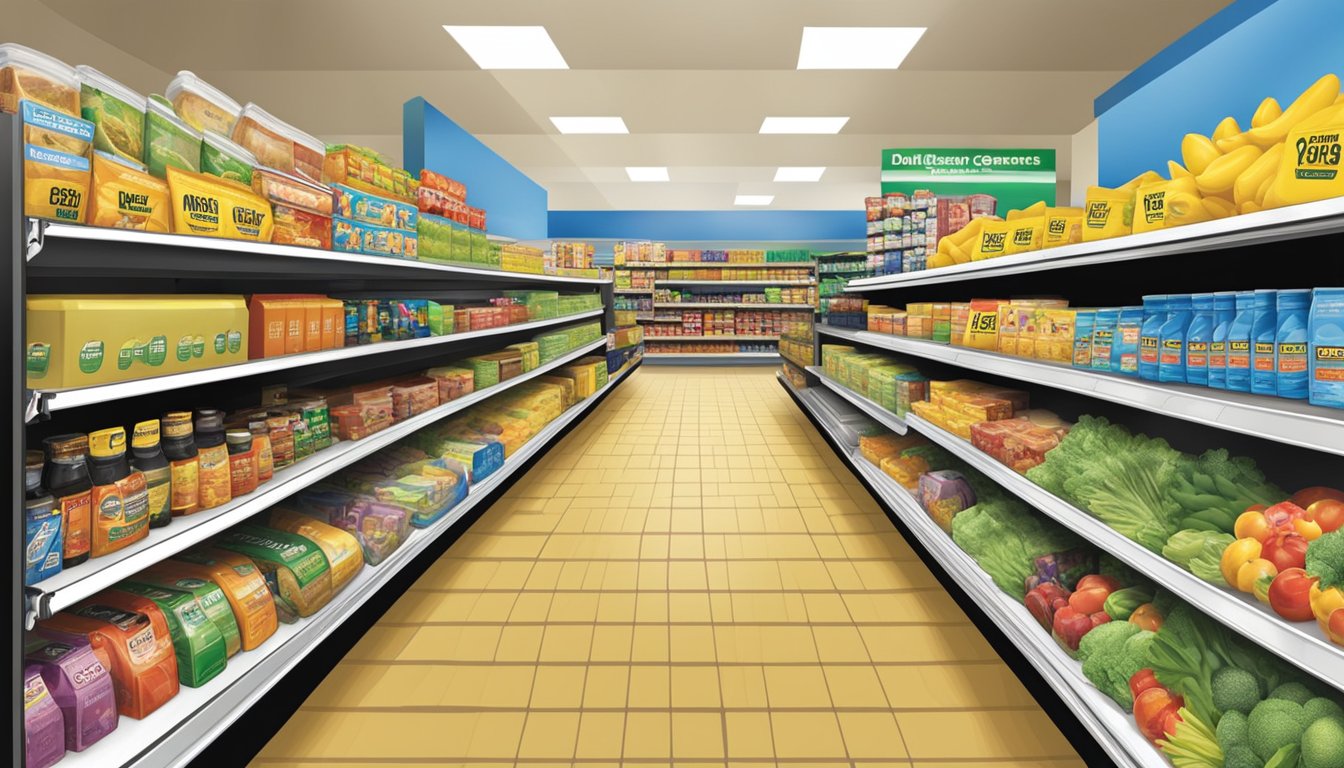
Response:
[144,96,202,178]
[291,489,411,566]
[232,103,324,181]
[200,132,256,186]
[0,43,79,117]
[76,65,146,165]
[272,203,332,250]
[251,166,334,215]
[165,70,241,136]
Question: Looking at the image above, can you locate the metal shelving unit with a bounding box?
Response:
[805,366,908,435]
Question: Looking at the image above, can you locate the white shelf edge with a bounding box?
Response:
[815,324,1344,458]
[28,339,610,616]
[845,196,1344,291]
[805,366,908,436]
[53,360,638,768]
[35,223,611,285]
[900,412,1344,694]
[782,375,1154,768]
[33,311,605,414]
[652,302,815,310]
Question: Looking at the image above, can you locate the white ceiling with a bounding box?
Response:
[18,0,1229,210]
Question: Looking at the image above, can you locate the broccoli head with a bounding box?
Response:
[1079,624,1152,711]
[1306,530,1344,590]
[1212,667,1264,715]
[1302,716,1344,768]
[1222,744,1261,768]
[1270,681,1316,705]
[1249,699,1309,761]
[1216,709,1249,752]
[1304,697,1344,724]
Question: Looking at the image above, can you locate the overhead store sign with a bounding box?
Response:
[881,148,1057,210]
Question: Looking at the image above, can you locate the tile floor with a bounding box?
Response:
[252,366,1083,767]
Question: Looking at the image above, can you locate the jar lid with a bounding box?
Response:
[88,427,128,458]
[131,419,160,448]
[195,409,225,433]
[225,429,253,446]
[44,433,89,459]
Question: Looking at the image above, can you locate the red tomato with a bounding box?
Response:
[1134,687,1183,743]
[1264,502,1308,530]
[1308,499,1344,533]
[1291,486,1344,508]
[1268,568,1318,622]
[1129,669,1162,698]
[1261,532,1310,572]
[1069,587,1113,615]
[1075,574,1123,593]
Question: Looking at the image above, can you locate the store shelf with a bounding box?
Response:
[613,288,653,294]
[26,310,605,419]
[900,412,1344,694]
[845,197,1344,290]
[28,223,612,285]
[644,335,782,342]
[804,366,908,435]
[53,360,638,768]
[653,302,815,310]
[623,261,816,269]
[816,324,1344,457]
[23,339,609,622]
[657,279,815,286]
[782,376,1155,768]
[643,353,779,365]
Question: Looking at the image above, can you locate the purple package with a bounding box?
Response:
[917,470,976,533]
[24,664,65,768]
[26,628,119,751]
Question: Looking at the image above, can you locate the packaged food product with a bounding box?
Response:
[374,464,467,528]
[272,202,332,249]
[858,433,920,465]
[1042,207,1084,248]
[160,548,278,650]
[331,397,394,441]
[226,429,259,497]
[231,103,324,181]
[24,628,119,751]
[110,583,227,687]
[879,453,929,490]
[265,509,364,592]
[87,426,151,556]
[22,100,92,223]
[160,412,201,516]
[40,594,180,719]
[200,131,256,186]
[1226,291,1257,392]
[194,410,232,510]
[292,490,411,565]
[435,439,503,483]
[165,70,241,136]
[74,66,147,166]
[144,96,202,178]
[1003,216,1044,255]
[248,420,274,483]
[390,377,440,420]
[419,168,466,201]
[1263,100,1344,208]
[0,43,79,117]
[335,183,417,231]
[252,166,334,215]
[1309,288,1344,410]
[88,151,170,231]
[24,451,61,586]
[1082,186,1134,241]
[23,665,65,768]
[323,145,414,202]
[970,219,1010,261]
[919,470,977,533]
[214,525,333,622]
[166,166,274,241]
[426,366,475,402]
[42,435,92,568]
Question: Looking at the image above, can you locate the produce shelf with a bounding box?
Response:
[901,412,1344,694]
[844,197,1344,290]
[805,365,908,435]
[652,302,814,310]
[28,222,612,285]
[816,324,1344,458]
[656,279,814,286]
[782,375,1157,768]
[52,360,638,768]
[26,309,605,419]
[23,339,609,622]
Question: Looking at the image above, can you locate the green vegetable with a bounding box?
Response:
[1271,682,1317,705]
[1103,585,1155,620]
[1078,622,1153,710]
[1163,529,1236,582]
[1212,667,1263,715]
[1222,744,1261,768]
[1189,534,1234,583]
[1302,716,1344,768]
[950,498,1082,599]
[1249,699,1309,761]
[1217,709,1250,752]
[1158,707,1224,768]
[1303,698,1344,724]
[1264,743,1302,768]
[1305,531,1344,591]
[1170,448,1285,533]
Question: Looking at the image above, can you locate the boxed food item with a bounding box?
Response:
[231,103,324,181]
[291,490,411,566]
[330,399,393,441]
[26,294,248,388]
[880,453,929,490]
[88,152,170,232]
[23,665,64,768]
[426,366,475,402]
[108,583,227,687]
[264,509,364,593]
[323,145,415,203]
[859,433,920,465]
[507,342,542,372]
[272,202,332,249]
[155,549,278,651]
[252,166,334,216]
[214,525,334,623]
[24,628,119,752]
[335,184,417,231]
[919,470,977,532]
[435,439,504,483]
[165,71,241,136]
[77,65,146,165]
[420,168,466,201]
[0,43,79,118]
[165,167,274,241]
[333,217,417,259]
[21,100,93,223]
[374,461,468,528]
[390,377,440,420]
[144,96,202,178]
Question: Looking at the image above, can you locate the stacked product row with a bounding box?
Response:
[652,287,817,305]
[613,244,812,266]
[641,310,812,338]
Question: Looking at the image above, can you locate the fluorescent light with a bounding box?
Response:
[759,116,849,134]
[774,166,826,182]
[735,195,774,206]
[626,166,669,182]
[443,26,568,69]
[550,116,628,134]
[797,27,926,70]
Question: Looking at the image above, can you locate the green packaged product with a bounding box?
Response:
[214,524,333,623]
[144,95,201,178]
[113,581,227,687]
[199,132,255,185]
[428,302,453,336]
[464,355,501,388]
[120,574,241,657]
[77,65,146,164]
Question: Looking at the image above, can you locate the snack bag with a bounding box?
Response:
[166,166,274,241]
[1003,216,1044,255]
[970,218,1011,261]
[22,99,92,223]
[89,151,170,231]
[1082,186,1134,241]
[1042,207,1084,248]
[1131,177,1202,233]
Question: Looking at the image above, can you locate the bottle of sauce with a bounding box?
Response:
[161,412,199,516]
[194,411,232,510]
[88,426,150,556]
[248,420,274,483]
[130,420,173,529]
[43,434,92,567]
[226,429,259,498]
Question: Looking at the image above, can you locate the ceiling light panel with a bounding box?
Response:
[797,27,926,70]
[774,166,826,182]
[443,26,568,70]
[627,166,669,182]
[735,195,774,206]
[759,116,849,134]
[550,116,629,134]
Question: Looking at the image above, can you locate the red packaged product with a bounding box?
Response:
[390,377,440,421]
[418,168,466,201]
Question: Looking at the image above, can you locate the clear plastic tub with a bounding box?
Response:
[0,43,79,117]
[76,65,146,164]
[251,166,333,215]
[231,103,324,182]
[144,96,202,178]
[165,70,241,137]
[200,131,256,185]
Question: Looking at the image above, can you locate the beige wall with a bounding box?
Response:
[1070,119,1099,205]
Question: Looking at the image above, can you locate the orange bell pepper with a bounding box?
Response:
[1308,583,1344,645]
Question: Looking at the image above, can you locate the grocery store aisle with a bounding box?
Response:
[252,367,1082,767]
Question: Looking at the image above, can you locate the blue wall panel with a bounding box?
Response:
[547,210,865,243]
[403,98,548,240]
[1096,0,1344,186]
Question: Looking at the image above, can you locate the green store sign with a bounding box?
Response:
[881,148,1057,211]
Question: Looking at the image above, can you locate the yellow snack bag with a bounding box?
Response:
[1082,186,1134,241]
[1132,177,1201,233]
[970,218,1011,261]
[166,166,274,241]
[1042,207,1084,248]
[1263,102,1344,208]
[962,299,1005,350]
[89,151,170,231]
[1003,216,1044,255]
[22,99,91,223]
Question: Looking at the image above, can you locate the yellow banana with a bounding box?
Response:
[1245,73,1340,148]
[1216,132,1254,153]
[1239,201,1261,215]
[1202,196,1237,219]
[1213,116,1241,143]
[1259,176,1281,209]
[1181,134,1222,175]
[1232,144,1284,206]
[1195,145,1263,195]
[1336,93,1344,106]
[1168,160,1192,179]
[1119,170,1164,192]
[1252,97,1282,128]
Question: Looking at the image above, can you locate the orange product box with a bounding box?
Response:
[303,301,322,352]
[247,296,289,359]
[320,298,343,350]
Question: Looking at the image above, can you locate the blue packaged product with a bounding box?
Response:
[25,452,62,585]
[1138,295,1167,381]
[1113,306,1144,377]
[1251,290,1278,396]
[1274,289,1311,400]
[333,184,417,232]
[1090,308,1120,372]
[1072,310,1096,369]
[1226,291,1256,392]
[1158,294,1193,383]
[1208,292,1237,389]
[1185,293,1216,387]
[1309,288,1344,409]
